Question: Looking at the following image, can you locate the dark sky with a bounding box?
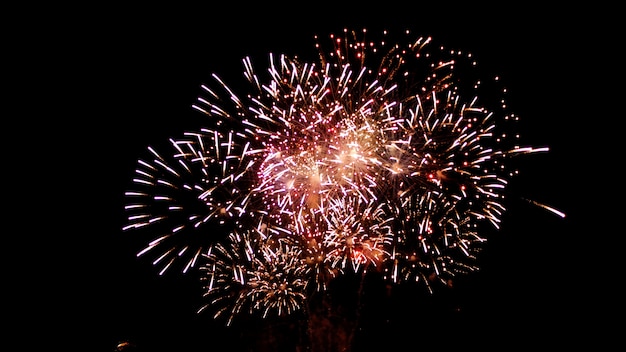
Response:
[25,3,613,352]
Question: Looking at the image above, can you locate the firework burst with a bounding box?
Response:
[198,230,308,326]
[122,128,262,274]
[123,28,563,323]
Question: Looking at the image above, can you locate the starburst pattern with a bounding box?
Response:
[198,230,308,326]
[122,129,261,274]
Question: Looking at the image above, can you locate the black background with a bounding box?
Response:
[15,3,615,351]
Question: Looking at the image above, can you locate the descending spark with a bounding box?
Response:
[522,198,567,218]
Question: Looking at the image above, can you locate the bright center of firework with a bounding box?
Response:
[256,110,385,221]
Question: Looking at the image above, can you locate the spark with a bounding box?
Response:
[523,198,567,218]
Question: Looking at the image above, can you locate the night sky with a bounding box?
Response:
[25,3,614,352]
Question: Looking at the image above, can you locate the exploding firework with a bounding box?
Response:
[197,230,308,326]
[122,129,262,274]
[123,28,563,323]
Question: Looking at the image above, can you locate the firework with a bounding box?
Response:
[123,28,563,323]
[198,230,308,326]
[122,129,262,274]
